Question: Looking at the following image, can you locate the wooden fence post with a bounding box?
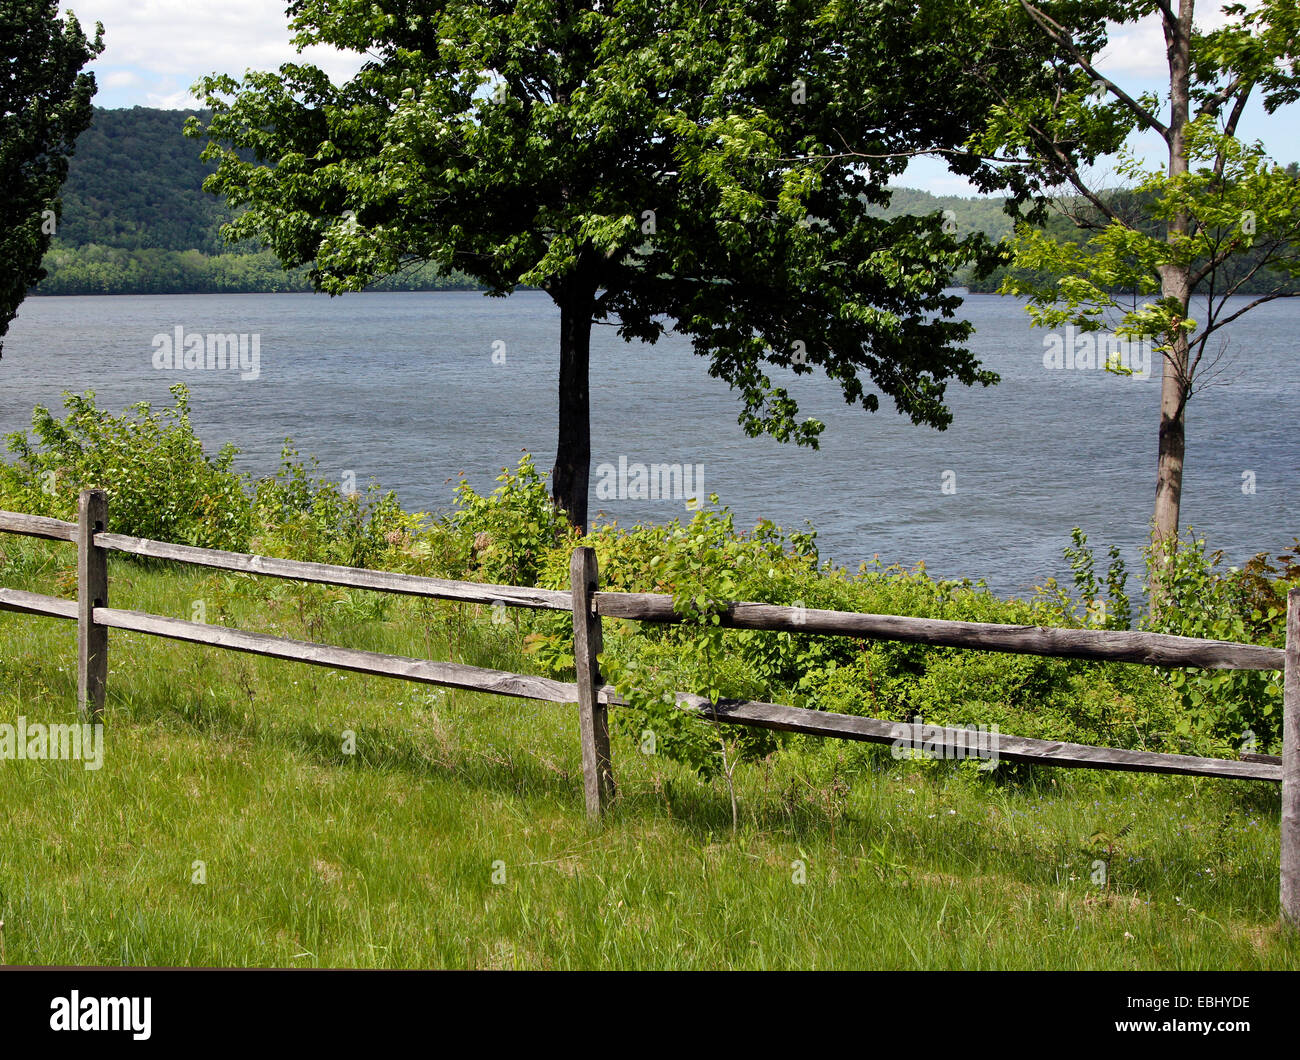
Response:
[77,489,109,723]
[1283,587,1299,930]
[571,547,614,820]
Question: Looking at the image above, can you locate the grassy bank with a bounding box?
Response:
[0,541,1295,969]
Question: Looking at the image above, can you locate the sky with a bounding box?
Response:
[63,0,1300,198]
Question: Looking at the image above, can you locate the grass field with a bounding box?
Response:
[1,540,1297,970]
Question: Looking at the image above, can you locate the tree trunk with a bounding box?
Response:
[552,286,595,531]
[1153,330,1188,547]
[1152,0,1195,560]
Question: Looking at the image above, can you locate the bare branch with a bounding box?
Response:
[1021,116,1126,226]
[1204,289,1300,335]
[1212,83,1255,181]
[1188,232,1248,289]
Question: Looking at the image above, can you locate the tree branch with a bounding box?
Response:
[1018,0,1169,139]
[1203,289,1300,336]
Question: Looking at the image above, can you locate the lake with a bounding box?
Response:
[2,290,1295,597]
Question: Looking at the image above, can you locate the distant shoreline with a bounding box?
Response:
[28,285,489,298]
[27,285,975,298]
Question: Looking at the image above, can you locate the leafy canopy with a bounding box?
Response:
[188,0,1075,444]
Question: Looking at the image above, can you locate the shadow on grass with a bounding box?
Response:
[111,674,587,807]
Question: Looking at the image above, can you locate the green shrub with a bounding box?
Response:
[0,387,415,566]
[0,385,252,549]
[251,445,410,569]
[1061,527,1133,629]
[1143,533,1298,753]
[446,455,577,586]
[516,499,1196,777]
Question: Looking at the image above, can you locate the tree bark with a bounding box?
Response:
[1152,0,1195,555]
[552,284,595,531]
[1153,323,1189,549]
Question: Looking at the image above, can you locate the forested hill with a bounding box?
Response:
[36,106,476,295]
[54,107,230,255]
[864,186,1017,242]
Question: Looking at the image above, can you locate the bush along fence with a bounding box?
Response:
[0,490,1296,930]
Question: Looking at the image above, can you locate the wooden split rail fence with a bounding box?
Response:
[1,490,1297,929]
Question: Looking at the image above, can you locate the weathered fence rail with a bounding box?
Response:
[95,532,572,611]
[594,593,1285,670]
[0,491,1296,929]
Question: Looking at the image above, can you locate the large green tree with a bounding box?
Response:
[973,0,1300,551]
[0,0,103,358]
[189,0,1069,527]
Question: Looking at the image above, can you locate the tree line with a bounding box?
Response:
[35,106,1296,304]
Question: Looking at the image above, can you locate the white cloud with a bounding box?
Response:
[1097,16,1168,80]
[1097,4,1256,80]
[65,0,365,104]
[100,69,141,89]
[144,87,202,109]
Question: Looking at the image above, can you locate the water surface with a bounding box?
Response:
[3,290,1295,596]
